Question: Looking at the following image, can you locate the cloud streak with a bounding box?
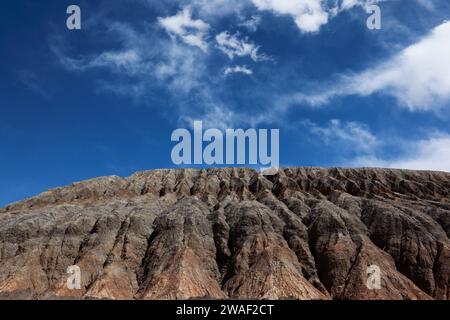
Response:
[288,21,450,112]
[307,119,378,153]
[158,7,210,52]
[353,134,450,172]
[306,120,450,172]
[216,31,268,61]
[224,65,253,76]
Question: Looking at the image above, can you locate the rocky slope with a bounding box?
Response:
[0,168,449,300]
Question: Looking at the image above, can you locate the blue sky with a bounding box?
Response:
[1,0,450,206]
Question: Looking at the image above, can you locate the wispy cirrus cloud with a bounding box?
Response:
[52,17,239,129]
[216,31,268,61]
[224,65,253,76]
[158,7,210,52]
[307,119,378,153]
[60,49,146,75]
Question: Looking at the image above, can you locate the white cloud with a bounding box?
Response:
[224,65,253,76]
[251,0,328,33]
[250,0,391,33]
[158,7,210,52]
[292,21,450,111]
[216,31,267,61]
[345,21,450,111]
[307,119,450,172]
[308,119,378,153]
[353,134,450,172]
[238,15,262,32]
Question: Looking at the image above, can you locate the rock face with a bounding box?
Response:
[0,168,448,300]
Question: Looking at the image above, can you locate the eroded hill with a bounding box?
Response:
[0,168,449,300]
